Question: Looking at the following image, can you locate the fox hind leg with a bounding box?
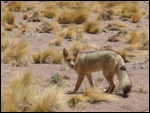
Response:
[86,73,94,87]
[103,70,115,93]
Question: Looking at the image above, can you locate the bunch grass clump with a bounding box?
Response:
[32,47,63,64]
[2,39,30,66]
[83,20,100,34]
[57,7,90,24]
[2,69,67,112]
[68,87,118,107]
[8,1,23,12]
[2,11,15,25]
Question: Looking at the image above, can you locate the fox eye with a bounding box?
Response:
[67,59,71,62]
[73,59,75,61]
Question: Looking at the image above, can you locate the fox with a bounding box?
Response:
[63,48,132,95]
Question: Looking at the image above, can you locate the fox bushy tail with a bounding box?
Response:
[117,65,132,95]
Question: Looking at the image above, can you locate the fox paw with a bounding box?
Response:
[67,90,78,94]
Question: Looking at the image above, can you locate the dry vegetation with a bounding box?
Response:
[1,1,149,112]
[2,39,30,66]
[1,70,67,112]
[32,47,63,64]
[83,20,100,34]
[2,11,15,25]
[68,87,118,107]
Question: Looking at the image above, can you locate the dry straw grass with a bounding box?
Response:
[1,70,67,112]
[23,13,29,20]
[36,21,61,34]
[1,37,16,51]
[121,2,141,18]
[68,87,118,107]
[56,1,85,9]
[124,30,149,50]
[2,39,30,66]
[83,20,100,34]
[8,1,23,12]
[2,11,15,25]
[56,7,90,24]
[44,2,59,18]
[49,36,63,46]
[32,47,63,64]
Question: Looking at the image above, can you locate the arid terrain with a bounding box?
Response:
[1,1,149,112]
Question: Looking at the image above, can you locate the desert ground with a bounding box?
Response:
[1,1,149,112]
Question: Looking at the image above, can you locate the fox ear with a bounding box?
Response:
[73,49,78,57]
[63,48,68,56]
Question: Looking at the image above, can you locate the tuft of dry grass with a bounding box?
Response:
[83,20,100,34]
[121,2,141,18]
[3,23,14,31]
[49,36,63,46]
[64,24,77,40]
[124,30,149,50]
[56,7,90,24]
[27,11,42,22]
[32,85,66,112]
[106,21,131,31]
[44,2,59,18]
[2,39,30,66]
[68,87,118,107]
[2,11,15,25]
[32,47,63,64]
[32,48,52,63]
[1,70,67,112]
[48,48,63,64]
[23,13,29,20]
[98,9,114,21]
[56,1,85,9]
[8,1,23,12]
[1,37,16,51]
[131,12,142,23]
[1,70,35,112]
[1,27,5,35]
[36,21,61,34]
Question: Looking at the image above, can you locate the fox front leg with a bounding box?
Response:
[72,73,85,93]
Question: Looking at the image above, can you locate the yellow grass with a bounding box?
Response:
[64,24,77,40]
[56,1,85,9]
[2,11,15,25]
[8,1,23,12]
[106,21,131,31]
[131,12,142,23]
[121,2,141,18]
[1,37,16,51]
[1,70,67,112]
[2,39,30,66]
[124,30,148,50]
[36,21,61,34]
[32,86,66,112]
[1,27,6,36]
[49,36,63,46]
[23,13,29,20]
[32,48,52,63]
[68,87,118,107]
[32,47,63,64]
[83,20,100,34]
[3,23,14,31]
[44,2,59,18]
[56,7,90,24]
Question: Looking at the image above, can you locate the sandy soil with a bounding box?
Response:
[1,1,149,112]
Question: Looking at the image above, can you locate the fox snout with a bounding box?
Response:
[69,64,74,68]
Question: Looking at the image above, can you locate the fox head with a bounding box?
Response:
[63,48,78,69]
